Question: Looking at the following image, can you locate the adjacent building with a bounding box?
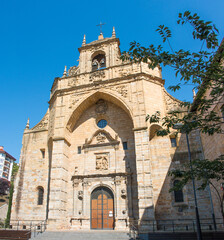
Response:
[0,146,15,182]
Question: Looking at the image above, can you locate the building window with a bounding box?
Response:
[92,54,106,71]
[40,149,45,159]
[123,142,128,150]
[37,187,44,205]
[97,119,107,129]
[78,146,82,154]
[170,138,177,147]
[173,180,184,203]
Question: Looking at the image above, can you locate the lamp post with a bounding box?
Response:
[173,123,203,240]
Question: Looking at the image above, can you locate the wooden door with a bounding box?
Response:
[91,187,114,229]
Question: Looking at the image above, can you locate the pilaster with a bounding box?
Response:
[47,139,69,229]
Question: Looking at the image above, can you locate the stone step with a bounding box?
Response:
[31,230,131,240]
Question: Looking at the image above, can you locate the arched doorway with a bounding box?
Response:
[91,186,114,229]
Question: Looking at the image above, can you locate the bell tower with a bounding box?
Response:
[78,27,121,74]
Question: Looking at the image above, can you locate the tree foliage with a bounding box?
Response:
[121,11,224,136]
[0,179,10,195]
[5,163,19,228]
[121,11,224,221]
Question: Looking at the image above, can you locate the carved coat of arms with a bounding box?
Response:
[96,155,108,170]
[95,99,108,114]
[96,132,106,143]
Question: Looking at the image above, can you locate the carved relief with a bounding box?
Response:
[96,154,108,170]
[121,189,127,199]
[68,78,77,87]
[68,66,79,77]
[73,179,79,188]
[83,130,119,149]
[96,132,106,143]
[163,89,182,112]
[78,191,83,200]
[89,70,105,82]
[89,45,104,52]
[119,68,131,77]
[95,99,108,114]
[32,114,48,130]
[115,85,128,98]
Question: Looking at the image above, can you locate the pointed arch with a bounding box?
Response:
[66,90,134,132]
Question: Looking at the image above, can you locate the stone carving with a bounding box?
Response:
[121,189,127,199]
[73,179,79,187]
[68,78,77,87]
[78,191,83,200]
[32,114,48,130]
[95,99,108,114]
[68,66,79,76]
[119,68,131,77]
[83,130,120,150]
[163,90,182,112]
[115,176,122,185]
[89,45,103,52]
[96,155,108,170]
[89,70,105,82]
[116,85,128,98]
[96,132,106,143]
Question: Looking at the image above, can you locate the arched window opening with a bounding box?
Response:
[92,54,106,71]
[37,187,44,205]
[173,180,184,203]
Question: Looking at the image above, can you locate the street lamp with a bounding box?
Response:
[173,123,203,240]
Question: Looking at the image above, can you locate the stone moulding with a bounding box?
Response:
[29,111,49,132]
[48,72,164,105]
[89,70,105,82]
[52,136,71,146]
[83,129,119,149]
[71,172,129,181]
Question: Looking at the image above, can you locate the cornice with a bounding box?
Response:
[52,136,71,146]
[78,37,120,52]
[71,172,129,181]
[48,72,164,105]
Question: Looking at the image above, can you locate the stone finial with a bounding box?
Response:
[112,26,116,38]
[82,34,86,46]
[26,118,30,129]
[193,88,196,100]
[98,33,104,40]
[63,66,67,77]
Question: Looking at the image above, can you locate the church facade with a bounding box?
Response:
[11,29,212,231]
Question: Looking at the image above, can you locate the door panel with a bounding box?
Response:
[91,187,114,229]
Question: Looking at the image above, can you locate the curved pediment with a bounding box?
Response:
[83,129,119,149]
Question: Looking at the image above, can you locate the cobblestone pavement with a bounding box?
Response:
[31,230,131,240]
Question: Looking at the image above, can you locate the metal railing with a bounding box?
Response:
[139,218,224,233]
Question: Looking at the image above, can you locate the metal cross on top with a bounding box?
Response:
[96,22,106,34]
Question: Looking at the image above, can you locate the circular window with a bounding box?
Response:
[97,119,107,128]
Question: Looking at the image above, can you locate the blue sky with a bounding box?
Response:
[1,0,224,161]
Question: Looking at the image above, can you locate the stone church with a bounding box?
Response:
[11,28,212,231]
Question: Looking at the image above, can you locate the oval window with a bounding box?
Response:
[97,119,107,128]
